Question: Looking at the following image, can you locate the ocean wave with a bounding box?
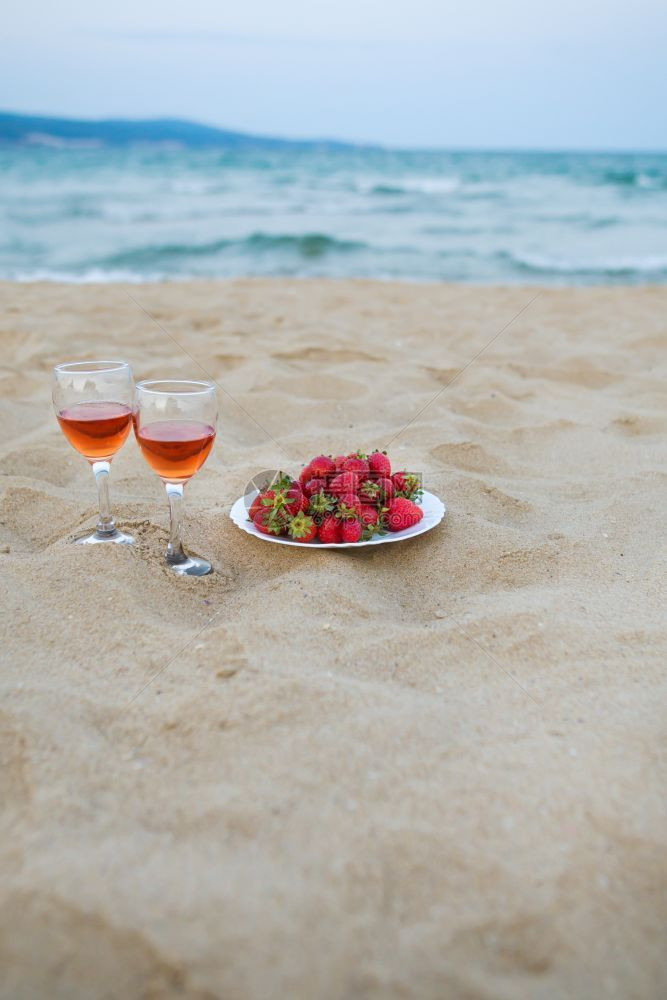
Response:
[367,176,460,196]
[101,237,233,266]
[2,146,667,286]
[601,169,667,190]
[243,232,365,255]
[370,184,408,196]
[99,232,367,267]
[505,251,667,276]
[5,204,100,225]
[532,212,619,229]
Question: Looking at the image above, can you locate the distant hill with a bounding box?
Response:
[0,111,359,150]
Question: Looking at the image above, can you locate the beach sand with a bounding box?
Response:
[0,279,665,1000]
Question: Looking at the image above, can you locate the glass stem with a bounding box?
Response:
[92,461,116,536]
[165,483,187,565]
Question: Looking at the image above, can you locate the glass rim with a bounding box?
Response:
[135,378,216,396]
[54,359,131,374]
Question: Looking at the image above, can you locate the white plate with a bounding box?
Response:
[229,489,446,549]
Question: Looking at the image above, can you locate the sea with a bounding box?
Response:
[1,146,666,284]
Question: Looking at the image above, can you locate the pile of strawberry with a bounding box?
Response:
[248,450,423,544]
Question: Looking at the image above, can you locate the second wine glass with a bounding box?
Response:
[134,380,218,576]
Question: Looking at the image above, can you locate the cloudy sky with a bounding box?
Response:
[2,0,666,148]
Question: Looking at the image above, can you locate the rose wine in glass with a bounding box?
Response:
[135,420,216,483]
[57,401,133,460]
[52,361,134,545]
[134,380,218,576]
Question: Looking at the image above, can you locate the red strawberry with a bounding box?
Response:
[342,456,369,476]
[329,471,359,495]
[286,511,318,543]
[309,455,335,478]
[341,519,362,543]
[318,514,341,544]
[377,477,394,501]
[298,464,313,487]
[360,504,379,527]
[248,489,274,521]
[253,507,286,536]
[369,450,391,477]
[271,484,304,517]
[304,477,326,497]
[337,493,362,518]
[385,497,423,532]
[293,489,310,514]
[392,471,421,499]
[308,488,335,516]
[358,477,381,502]
[333,454,347,471]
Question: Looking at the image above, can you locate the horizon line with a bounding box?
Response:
[1,109,666,156]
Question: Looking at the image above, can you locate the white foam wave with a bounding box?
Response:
[637,173,664,190]
[5,268,166,284]
[510,251,667,275]
[401,176,460,194]
[361,175,461,195]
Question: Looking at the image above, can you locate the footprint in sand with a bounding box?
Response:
[0,443,81,488]
[509,359,621,390]
[191,315,222,332]
[0,891,216,1000]
[260,373,367,401]
[608,414,665,436]
[210,352,246,371]
[430,441,513,476]
[193,626,249,679]
[0,485,82,552]
[455,479,533,524]
[422,365,461,386]
[448,912,560,977]
[274,346,380,365]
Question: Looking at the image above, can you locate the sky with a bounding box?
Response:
[2,0,666,149]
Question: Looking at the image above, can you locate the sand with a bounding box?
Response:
[0,279,665,1000]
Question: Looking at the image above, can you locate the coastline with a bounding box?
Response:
[1,279,665,999]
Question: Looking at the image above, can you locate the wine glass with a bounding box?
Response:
[133,379,218,576]
[52,360,134,545]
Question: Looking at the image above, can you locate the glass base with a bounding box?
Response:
[75,528,135,546]
[166,554,212,576]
